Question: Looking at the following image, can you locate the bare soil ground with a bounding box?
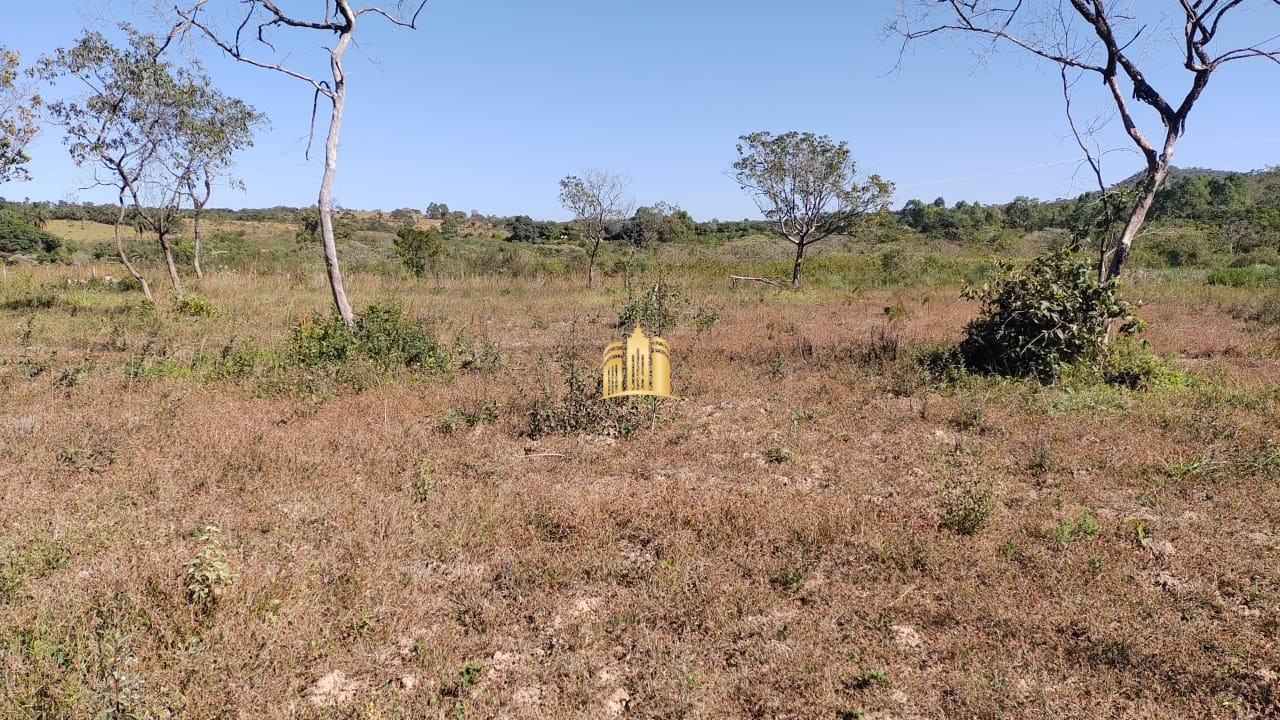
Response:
[1,267,1278,718]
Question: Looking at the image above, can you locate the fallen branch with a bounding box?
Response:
[729,275,786,288]
[519,452,566,459]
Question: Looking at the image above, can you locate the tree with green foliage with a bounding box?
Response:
[0,215,61,256]
[39,28,189,301]
[506,214,537,243]
[393,224,443,278]
[175,85,265,281]
[0,45,39,184]
[732,131,893,285]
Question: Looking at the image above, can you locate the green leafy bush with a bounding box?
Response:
[288,303,448,371]
[174,294,217,317]
[289,313,355,367]
[0,216,62,256]
[354,303,448,370]
[393,225,443,277]
[615,278,719,336]
[958,247,1138,380]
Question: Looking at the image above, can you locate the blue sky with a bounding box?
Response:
[5,0,1280,220]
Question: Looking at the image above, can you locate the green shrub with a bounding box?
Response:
[184,524,235,614]
[353,303,448,370]
[937,475,993,536]
[288,313,354,367]
[0,216,62,256]
[288,303,448,371]
[615,277,719,336]
[393,225,443,277]
[526,352,645,438]
[1207,265,1277,287]
[174,294,217,317]
[958,247,1137,380]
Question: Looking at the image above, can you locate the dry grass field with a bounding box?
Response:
[1,262,1279,719]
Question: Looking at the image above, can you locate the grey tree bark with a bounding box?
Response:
[113,194,154,303]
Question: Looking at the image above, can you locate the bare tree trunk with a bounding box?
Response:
[588,236,601,288]
[1103,134,1176,281]
[192,209,204,281]
[158,231,185,296]
[113,197,153,303]
[790,240,806,286]
[318,34,356,327]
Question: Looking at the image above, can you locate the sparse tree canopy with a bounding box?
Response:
[39,27,195,301]
[732,131,893,285]
[177,0,429,327]
[0,46,39,184]
[891,1,1280,280]
[559,169,633,287]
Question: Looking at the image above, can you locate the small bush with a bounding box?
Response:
[287,303,447,371]
[174,294,217,317]
[958,247,1138,380]
[184,524,235,614]
[526,352,646,438]
[289,314,354,367]
[937,475,993,535]
[353,303,448,370]
[616,277,719,337]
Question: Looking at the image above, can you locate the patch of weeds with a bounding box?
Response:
[451,329,504,372]
[0,538,71,604]
[947,402,986,433]
[856,325,900,368]
[54,362,92,389]
[173,294,217,317]
[768,563,809,595]
[1164,455,1224,482]
[765,446,792,464]
[765,352,787,379]
[1124,516,1151,543]
[346,610,378,640]
[847,668,889,690]
[288,313,354,367]
[1026,434,1053,476]
[529,511,573,542]
[873,536,931,574]
[442,661,485,697]
[56,440,117,473]
[525,344,647,438]
[937,475,994,536]
[410,464,437,503]
[1048,509,1101,547]
[438,400,498,434]
[353,303,448,370]
[211,339,265,379]
[1,290,57,311]
[616,277,719,337]
[183,524,235,615]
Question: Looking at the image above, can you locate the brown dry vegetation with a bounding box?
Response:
[2,263,1279,719]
